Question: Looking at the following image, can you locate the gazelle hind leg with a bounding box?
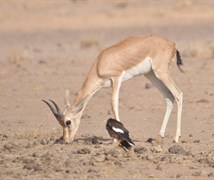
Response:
[145,71,175,138]
[153,71,183,143]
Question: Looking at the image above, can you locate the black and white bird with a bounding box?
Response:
[106,118,135,150]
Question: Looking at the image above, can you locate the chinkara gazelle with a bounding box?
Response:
[43,34,183,143]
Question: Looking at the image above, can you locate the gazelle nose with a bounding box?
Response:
[66,120,71,126]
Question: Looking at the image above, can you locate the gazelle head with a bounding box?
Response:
[42,90,85,143]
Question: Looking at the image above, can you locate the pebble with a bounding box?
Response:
[161,155,172,162]
[151,145,162,153]
[92,136,99,144]
[23,162,36,170]
[105,149,121,158]
[181,139,187,143]
[196,99,209,103]
[208,172,214,177]
[114,160,123,166]
[189,134,193,137]
[77,148,91,154]
[34,165,43,171]
[147,138,156,144]
[145,83,153,89]
[168,145,187,155]
[93,155,106,162]
[146,154,154,161]
[3,143,16,151]
[156,164,162,170]
[192,171,202,176]
[193,139,200,143]
[105,154,114,161]
[54,138,67,144]
[134,146,147,154]
[176,173,182,178]
[40,139,48,145]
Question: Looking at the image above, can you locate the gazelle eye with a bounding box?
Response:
[66,120,71,126]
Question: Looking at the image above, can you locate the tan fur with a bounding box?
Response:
[53,35,182,143]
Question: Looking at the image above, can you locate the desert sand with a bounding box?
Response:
[0,1,214,179]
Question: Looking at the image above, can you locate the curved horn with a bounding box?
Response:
[48,99,64,117]
[42,99,64,120]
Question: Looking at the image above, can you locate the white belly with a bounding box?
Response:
[103,57,152,88]
[123,57,152,82]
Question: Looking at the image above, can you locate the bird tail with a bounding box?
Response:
[120,138,135,150]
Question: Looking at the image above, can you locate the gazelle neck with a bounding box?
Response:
[71,64,103,116]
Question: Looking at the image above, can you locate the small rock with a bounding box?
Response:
[114,160,123,166]
[95,145,101,148]
[3,143,16,151]
[88,168,97,173]
[161,155,172,162]
[151,145,162,153]
[189,134,193,137]
[50,136,57,141]
[105,154,114,161]
[77,148,91,154]
[208,172,214,177]
[147,138,156,144]
[32,152,39,158]
[196,99,209,103]
[146,154,154,161]
[23,158,35,164]
[186,151,194,157]
[145,83,153,89]
[134,146,147,154]
[40,139,47,145]
[93,155,106,162]
[192,171,202,176]
[181,139,187,143]
[156,164,162,170]
[168,145,187,155]
[105,149,121,158]
[23,162,36,170]
[193,139,200,143]
[176,173,182,178]
[92,136,99,144]
[34,165,43,171]
[54,138,67,144]
[65,170,70,174]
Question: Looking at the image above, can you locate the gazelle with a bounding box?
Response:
[43,34,183,143]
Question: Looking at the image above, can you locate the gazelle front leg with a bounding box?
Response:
[111,73,124,143]
[111,72,124,121]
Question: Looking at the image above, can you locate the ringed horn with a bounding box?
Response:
[42,99,65,127]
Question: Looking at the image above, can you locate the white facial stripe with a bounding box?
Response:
[112,126,124,134]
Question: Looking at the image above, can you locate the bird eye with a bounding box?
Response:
[66,120,71,126]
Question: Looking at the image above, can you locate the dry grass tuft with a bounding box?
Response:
[80,35,100,49]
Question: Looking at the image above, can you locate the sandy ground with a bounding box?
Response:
[0,1,214,179]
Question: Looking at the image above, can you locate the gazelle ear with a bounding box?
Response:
[64,89,71,108]
[71,95,88,115]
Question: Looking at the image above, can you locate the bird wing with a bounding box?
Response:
[106,118,135,148]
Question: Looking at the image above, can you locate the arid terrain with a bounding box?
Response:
[0,1,214,179]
